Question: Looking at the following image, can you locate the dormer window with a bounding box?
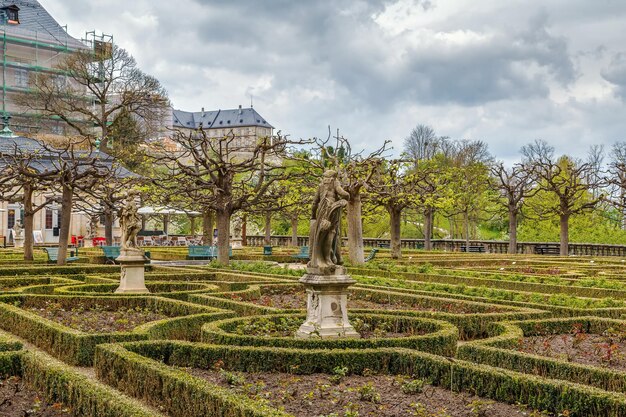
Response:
[1,5,20,25]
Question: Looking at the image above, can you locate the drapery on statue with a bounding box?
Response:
[120,194,141,251]
[308,170,350,274]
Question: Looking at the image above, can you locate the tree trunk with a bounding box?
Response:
[190,216,196,236]
[388,206,402,259]
[163,214,169,236]
[264,211,271,245]
[22,184,34,262]
[464,210,470,251]
[202,210,214,245]
[560,213,570,256]
[424,206,433,251]
[508,208,517,254]
[104,210,114,246]
[242,214,247,246]
[291,215,299,246]
[346,196,364,264]
[56,185,73,266]
[216,209,231,264]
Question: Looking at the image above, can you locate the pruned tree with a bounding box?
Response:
[156,129,301,264]
[522,139,605,255]
[15,44,169,148]
[0,132,58,261]
[366,160,420,259]
[607,142,626,229]
[307,129,390,264]
[489,162,536,254]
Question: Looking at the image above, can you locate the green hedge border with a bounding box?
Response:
[96,340,626,417]
[201,313,458,356]
[458,316,626,394]
[0,294,233,366]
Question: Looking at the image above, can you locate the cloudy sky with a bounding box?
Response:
[42,0,626,162]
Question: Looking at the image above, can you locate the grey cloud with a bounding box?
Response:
[602,53,626,100]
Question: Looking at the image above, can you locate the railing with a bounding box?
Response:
[242,235,626,257]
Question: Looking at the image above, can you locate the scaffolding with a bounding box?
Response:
[0,16,93,134]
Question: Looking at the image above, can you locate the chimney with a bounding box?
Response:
[201,107,205,117]
[238,104,242,115]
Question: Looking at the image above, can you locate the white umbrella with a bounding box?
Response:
[138,206,200,215]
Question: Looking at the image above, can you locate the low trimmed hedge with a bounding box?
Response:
[201,313,458,356]
[22,349,162,417]
[96,340,626,417]
[0,294,233,366]
[54,281,219,301]
[458,316,626,394]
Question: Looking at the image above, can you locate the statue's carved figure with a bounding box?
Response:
[86,216,99,239]
[12,219,23,239]
[308,170,349,274]
[120,194,141,251]
[231,216,243,240]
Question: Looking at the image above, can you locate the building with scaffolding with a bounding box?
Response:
[0,0,87,135]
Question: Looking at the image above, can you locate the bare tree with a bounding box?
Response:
[522,139,605,255]
[156,129,301,264]
[308,129,389,264]
[404,124,440,161]
[0,133,58,261]
[16,44,169,148]
[607,142,626,229]
[490,162,536,254]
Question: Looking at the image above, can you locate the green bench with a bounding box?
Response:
[292,246,309,260]
[365,248,379,262]
[101,246,121,264]
[263,245,273,256]
[43,247,79,263]
[188,245,232,260]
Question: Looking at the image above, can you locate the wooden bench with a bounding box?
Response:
[377,242,391,249]
[292,246,309,260]
[101,246,121,264]
[43,247,79,263]
[460,245,486,253]
[535,245,561,255]
[365,248,379,262]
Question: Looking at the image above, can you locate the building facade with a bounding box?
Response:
[0,0,87,136]
[168,105,274,150]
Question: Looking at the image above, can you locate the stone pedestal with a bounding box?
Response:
[231,238,243,249]
[13,237,24,248]
[83,238,94,248]
[115,249,149,294]
[296,266,360,339]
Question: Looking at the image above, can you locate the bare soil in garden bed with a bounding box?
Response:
[26,302,169,333]
[0,376,70,416]
[517,330,626,371]
[243,287,496,314]
[185,367,531,417]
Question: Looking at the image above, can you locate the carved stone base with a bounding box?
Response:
[296,271,360,339]
[231,238,243,249]
[115,251,149,294]
[13,237,24,248]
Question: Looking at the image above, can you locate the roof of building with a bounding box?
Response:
[0,133,135,178]
[0,0,84,49]
[172,106,274,130]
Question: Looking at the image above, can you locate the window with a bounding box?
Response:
[7,209,15,229]
[14,69,28,88]
[45,209,53,229]
[2,5,19,24]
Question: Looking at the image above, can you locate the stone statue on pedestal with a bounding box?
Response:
[297,169,359,339]
[86,216,98,239]
[12,219,24,248]
[115,192,148,294]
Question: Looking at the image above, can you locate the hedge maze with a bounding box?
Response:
[5,249,626,416]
